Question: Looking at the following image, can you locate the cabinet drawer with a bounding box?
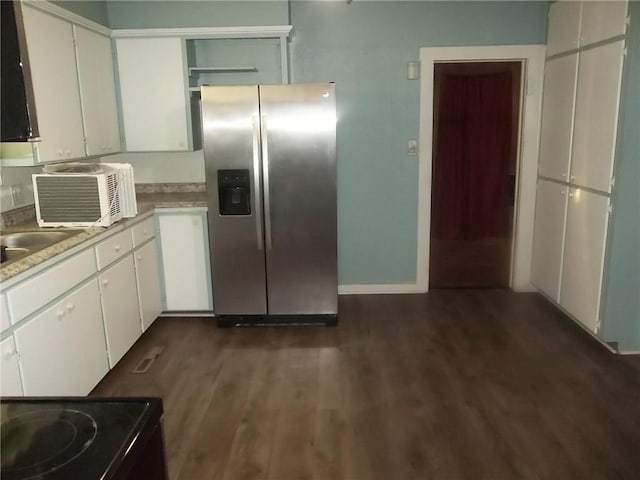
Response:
[131,217,155,248]
[8,248,96,323]
[95,229,133,270]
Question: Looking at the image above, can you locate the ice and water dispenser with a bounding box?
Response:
[217,169,251,215]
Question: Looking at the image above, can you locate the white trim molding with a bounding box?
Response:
[339,284,427,295]
[417,45,545,293]
[111,26,293,40]
[24,0,112,36]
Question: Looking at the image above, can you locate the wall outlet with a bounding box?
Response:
[407,139,418,155]
[10,184,24,206]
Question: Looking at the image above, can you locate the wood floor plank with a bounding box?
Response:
[92,292,640,480]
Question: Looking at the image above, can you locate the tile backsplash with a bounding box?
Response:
[0,166,39,214]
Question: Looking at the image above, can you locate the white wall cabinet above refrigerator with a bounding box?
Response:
[546,1,582,56]
[115,37,191,152]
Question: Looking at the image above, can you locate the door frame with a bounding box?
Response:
[417,45,545,292]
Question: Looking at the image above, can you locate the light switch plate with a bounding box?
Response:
[407,140,418,155]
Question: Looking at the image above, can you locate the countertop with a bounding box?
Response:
[0,191,208,282]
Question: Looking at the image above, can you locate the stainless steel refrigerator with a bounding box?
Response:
[201,84,337,326]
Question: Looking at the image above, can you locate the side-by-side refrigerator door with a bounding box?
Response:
[259,83,338,315]
[201,85,267,315]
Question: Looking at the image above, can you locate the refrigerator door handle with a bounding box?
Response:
[261,114,273,251]
[252,116,264,250]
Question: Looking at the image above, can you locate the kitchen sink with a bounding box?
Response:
[0,230,80,265]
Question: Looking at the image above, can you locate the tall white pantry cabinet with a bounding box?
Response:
[532,1,629,337]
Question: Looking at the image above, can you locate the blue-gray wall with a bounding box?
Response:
[601,0,640,352]
[51,1,109,26]
[99,0,547,285]
[106,0,289,28]
[289,1,547,284]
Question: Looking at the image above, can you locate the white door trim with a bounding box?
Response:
[416,45,545,292]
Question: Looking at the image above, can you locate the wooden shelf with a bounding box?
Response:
[188,66,258,75]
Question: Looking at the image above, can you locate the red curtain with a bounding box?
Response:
[431,71,513,240]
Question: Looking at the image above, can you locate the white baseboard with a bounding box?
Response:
[338,283,427,295]
[512,283,537,293]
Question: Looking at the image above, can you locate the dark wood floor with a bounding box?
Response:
[92,291,640,480]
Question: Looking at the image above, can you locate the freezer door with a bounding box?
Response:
[201,85,267,315]
[259,84,337,315]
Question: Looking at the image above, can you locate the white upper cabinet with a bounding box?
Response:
[546,1,582,56]
[22,6,85,163]
[531,180,569,302]
[580,0,629,47]
[560,189,610,333]
[571,40,625,193]
[116,37,190,152]
[538,54,578,181]
[74,26,120,156]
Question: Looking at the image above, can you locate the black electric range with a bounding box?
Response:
[0,397,167,480]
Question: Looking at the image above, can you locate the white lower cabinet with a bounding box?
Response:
[134,240,163,331]
[559,189,610,333]
[14,280,109,396]
[1,336,23,396]
[531,180,569,302]
[99,255,141,367]
[158,213,212,311]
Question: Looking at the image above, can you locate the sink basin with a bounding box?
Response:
[0,230,80,265]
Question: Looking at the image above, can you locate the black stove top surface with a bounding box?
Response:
[0,397,162,480]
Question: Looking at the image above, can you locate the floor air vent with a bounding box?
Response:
[131,346,165,374]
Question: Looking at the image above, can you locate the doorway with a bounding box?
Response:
[429,62,521,288]
[416,45,545,293]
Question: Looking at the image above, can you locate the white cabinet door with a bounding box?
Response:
[74,26,120,156]
[1,293,10,332]
[546,0,582,56]
[116,37,189,152]
[580,0,629,46]
[1,336,23,396]
[158,213,212,311]
[560,189,610,333]
[531,180,568,302]
[14,280,109,396]
[99,255,141,367]
[571,41,625,193]
[22,6,85,163]
[134,240,163,331]
[538,54,578,181]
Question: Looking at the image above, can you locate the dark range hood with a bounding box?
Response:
[1,0,39,142]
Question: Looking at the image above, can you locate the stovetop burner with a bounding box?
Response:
[0,399,157,480]
[1,409,97,480]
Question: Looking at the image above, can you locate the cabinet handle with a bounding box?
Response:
[114,244,121,252]
[561,173,567,178]
[143,229,148,235]
[57,149,64,156]
[56,309,65,320]
[569,192,575,198]
[570,176,575,182]
[102,279,109,286]
[560,190,566,196]
[66,302,75,313]
[65,149,72,156]
[136,254,143,261]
